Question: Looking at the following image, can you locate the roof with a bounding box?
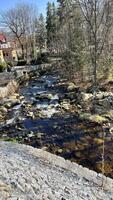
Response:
[0,47,13,51]
[0,34,6,42]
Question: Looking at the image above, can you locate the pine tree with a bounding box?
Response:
[36,13,46,54]
[46,2,53,50]
[57,0,84,80]
[46,2,58,52]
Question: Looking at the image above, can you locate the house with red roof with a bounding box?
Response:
[0,34,18,63]
[0,34,6,43]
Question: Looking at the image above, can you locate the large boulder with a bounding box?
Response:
[78,91,113,114]
[67,82,78,92]
[77,92,93,111]
[92,93,113,114]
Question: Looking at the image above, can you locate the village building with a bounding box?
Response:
[0,34,18,63]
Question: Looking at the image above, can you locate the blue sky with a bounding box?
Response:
[0,0,57,15]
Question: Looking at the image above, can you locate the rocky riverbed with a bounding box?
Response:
[1,68,113,178]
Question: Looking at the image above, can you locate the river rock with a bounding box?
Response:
[36,132,44,138]
[86,85,107,93]
[4,99,20,109]
[13,103,22,110]
[4,102,12,109]
[76,93,91,111]
[0,106,7,113]
[80,92,93,101]
[61,100,70,110]
[42,107,59,118]
[77,91,113,114]
[57,149,63,153]
[104,110,113,120]
[92,95,113,114]
[67,82,77,91]
[20,95,25,100]
[109,127,113,135]
[36,93,58,101]
[27,112,35,119]
[9,93,19,100]
[28,132,34,138]
[6,117,15,125]
[47,93,54,99]
[0,113,4,121]
[79,113,108,123]
[65,91,77,101]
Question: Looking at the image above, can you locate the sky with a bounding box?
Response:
[0,0,57,16]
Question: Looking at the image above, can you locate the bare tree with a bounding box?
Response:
[0,3,37,59]
[79,0,112,87]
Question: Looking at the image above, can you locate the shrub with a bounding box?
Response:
[17,60,27,66]
[30,59,37,65]
[36,55,43,64]
[0,62,7,72]
[40,52,48,63]
[7,61,14,67]
[36,53,49,64]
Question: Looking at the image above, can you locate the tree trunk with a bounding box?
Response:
[17,37,25,59]
[94,0,97,89]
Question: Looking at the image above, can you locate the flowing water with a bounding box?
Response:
[0,73,113,178]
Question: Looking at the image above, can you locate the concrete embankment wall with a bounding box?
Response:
[0,80,18,98]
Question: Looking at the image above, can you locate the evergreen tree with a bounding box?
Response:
[46,2,53,50]
[57,0,84,79]
[46,2,58,52]
[36,13,46,54]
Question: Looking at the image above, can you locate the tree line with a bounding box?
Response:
[46,0,113,86]
[1,0,113,86]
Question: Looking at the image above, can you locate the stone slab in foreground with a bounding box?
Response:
[0,142,113,200]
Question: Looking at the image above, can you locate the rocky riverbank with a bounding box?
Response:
[1,141,113,200]
[1,65,113,178]
[0,64,50,98]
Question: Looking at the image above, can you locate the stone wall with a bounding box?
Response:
[0,80,18,98]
